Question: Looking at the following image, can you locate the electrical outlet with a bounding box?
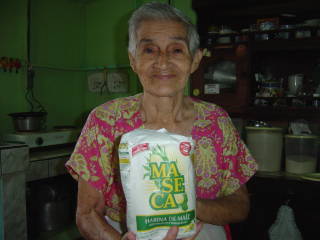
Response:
[87,72,106,93]
[107,71,129,93]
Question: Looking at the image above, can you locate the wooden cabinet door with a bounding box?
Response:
[191,44,252,114]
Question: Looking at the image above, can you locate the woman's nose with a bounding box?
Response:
[155,52,170,69]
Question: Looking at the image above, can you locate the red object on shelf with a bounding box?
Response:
[0,57,22,73]
[14,59,22,73]
[0,57,9,72]
[8,58,15,72]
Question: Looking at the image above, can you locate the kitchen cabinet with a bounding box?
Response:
[27,145,73,182]
[191,0,320,121]
[0,144,28,240]
[230,175,320,240]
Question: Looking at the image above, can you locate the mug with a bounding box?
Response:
[288,74,303,95]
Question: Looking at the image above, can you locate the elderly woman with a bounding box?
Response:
[66,2,257,240]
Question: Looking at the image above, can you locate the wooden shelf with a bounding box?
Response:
[193,0,320,18]
[255,171,320,183]
[245,105,320,120]
[204,34,320,51]
[192,0,320,121]
[250,37,320,51]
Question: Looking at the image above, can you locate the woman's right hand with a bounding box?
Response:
[121,231,136,240]
[122,222,203,240]
[164,222,203,240]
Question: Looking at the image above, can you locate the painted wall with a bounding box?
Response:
[0,0,87,133]
[83,0,138,111]
[30,0,87,128]
[0,0,28,134]
[0,0,195,134]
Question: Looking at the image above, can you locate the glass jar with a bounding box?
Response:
[285,135,319,174]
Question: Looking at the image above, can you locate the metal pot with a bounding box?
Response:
[9,112,47,132]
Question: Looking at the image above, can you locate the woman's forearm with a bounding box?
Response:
[76,208,122,240]
[196,185,250,225]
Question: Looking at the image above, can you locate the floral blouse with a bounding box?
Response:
[66,93,257,222]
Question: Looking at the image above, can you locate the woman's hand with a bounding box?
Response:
[164,222,203,240]
[121,231,136,240]
[121,222,203,240]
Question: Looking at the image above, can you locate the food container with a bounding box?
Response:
[278,24,295,39]
[258,82,283,97]
[217,35,231,44]
[285,135,318,174]
[246,126,283,172]
[295,30,311,38]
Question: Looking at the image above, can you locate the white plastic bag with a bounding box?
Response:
[268,205,303,240]
[119,128,196,240]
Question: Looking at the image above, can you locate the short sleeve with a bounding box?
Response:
[218,113,258,196]
[65,108,115,193]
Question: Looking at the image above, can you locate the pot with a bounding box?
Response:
[9,112,47,132]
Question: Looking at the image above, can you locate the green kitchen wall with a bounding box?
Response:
[0,0,28,134]
[0,0,195,135]
[83,0,137,111]
[30,0,87,129]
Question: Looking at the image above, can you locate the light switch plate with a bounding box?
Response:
[107,71,129,93]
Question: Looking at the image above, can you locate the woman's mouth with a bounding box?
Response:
[153,73,176,80]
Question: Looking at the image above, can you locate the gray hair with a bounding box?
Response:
[128,2,200,57]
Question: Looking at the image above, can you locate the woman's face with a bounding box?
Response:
[129,20,202,97]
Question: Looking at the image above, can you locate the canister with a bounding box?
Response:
[285,135,318,174]
[246,126,283,172]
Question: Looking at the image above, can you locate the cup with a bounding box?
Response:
[288,74,303,95]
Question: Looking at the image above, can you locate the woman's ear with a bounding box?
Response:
[128,52,137,73]
[190,49,203,74]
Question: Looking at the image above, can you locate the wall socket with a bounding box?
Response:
[87,72,106,93]
[106,71,129,93]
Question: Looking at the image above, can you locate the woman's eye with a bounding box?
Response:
[143,48,155,54]
[173,48,183,54]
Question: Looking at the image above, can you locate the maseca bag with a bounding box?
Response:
[119,128,196,240]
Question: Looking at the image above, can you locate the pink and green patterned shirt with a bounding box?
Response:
[66,93,257,221]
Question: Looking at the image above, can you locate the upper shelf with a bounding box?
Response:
[207,34,320,51]
[193,0,320,18]
[250,37,320,51]
[245,106,320,120]
[193,0,320,40]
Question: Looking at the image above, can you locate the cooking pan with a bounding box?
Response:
[9,112,47,132]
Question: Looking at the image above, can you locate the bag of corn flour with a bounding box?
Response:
[119,128,196,240]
